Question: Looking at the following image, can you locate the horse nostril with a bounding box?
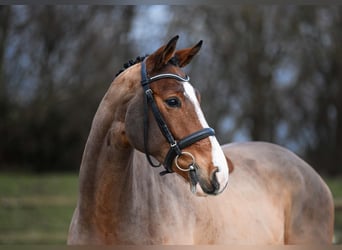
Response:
[207,168,220,194]
[197,167,221,195]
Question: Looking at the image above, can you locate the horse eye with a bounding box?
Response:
[165,97,181,108]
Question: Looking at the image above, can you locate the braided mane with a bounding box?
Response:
[115,55,148,77]
[115,55,179,78]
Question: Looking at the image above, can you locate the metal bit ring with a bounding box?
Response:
[174,152,196,172]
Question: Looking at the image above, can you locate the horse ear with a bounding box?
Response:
[174,40,202,68]
[146,35,179,72]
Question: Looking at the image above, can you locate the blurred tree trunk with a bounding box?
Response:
[0,6,11,164]
[241,6,276,141]
[295,7,342,174]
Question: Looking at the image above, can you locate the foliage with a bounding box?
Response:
[0,6,341,175]
[163,6,342,175]
[0,6,136,172]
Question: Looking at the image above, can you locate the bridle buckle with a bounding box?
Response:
[170,141,182,156]
[145,88,153,96]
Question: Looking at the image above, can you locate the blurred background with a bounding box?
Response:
[0,5,341,244]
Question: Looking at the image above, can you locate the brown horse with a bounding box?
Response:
[67,36,334,244]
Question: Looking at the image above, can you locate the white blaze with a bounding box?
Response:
[183,82,229,194]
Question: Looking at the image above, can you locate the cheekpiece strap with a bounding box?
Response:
[140,58,215,176]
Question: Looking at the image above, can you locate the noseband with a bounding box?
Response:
[140,58,215,176]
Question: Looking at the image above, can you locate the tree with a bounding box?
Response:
[0,6,11,164]
[163,5,341,175]
[0,5,340,175]
[0,6,137,172]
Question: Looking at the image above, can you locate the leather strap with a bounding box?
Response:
[140,58,215,175]
[163,127,215,173]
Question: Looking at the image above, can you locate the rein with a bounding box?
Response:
[140,58,215,176]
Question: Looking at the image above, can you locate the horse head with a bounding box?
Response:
[124,36,229,196]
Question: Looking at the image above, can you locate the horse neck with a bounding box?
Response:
[77,69,139,216]
[76,67,189,220]
[75,68,203,244]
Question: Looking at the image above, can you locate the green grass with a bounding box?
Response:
[324,177,342,200]
[0,173,341,244]
[0,173,78,244]
[323,177,342,244]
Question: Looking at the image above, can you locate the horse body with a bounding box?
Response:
[67,36,334,245]
[69,143,333,244]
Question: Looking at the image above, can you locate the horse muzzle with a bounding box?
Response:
[190,165,228,196]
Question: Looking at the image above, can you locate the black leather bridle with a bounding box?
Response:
[140,58,215,176]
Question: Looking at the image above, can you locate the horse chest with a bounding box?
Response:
[206,188,286,244]
[112,198,284,244]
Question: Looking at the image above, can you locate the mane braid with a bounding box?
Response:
[168,57,179,66]
[114,54,181,79]
[115,55,149,78]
